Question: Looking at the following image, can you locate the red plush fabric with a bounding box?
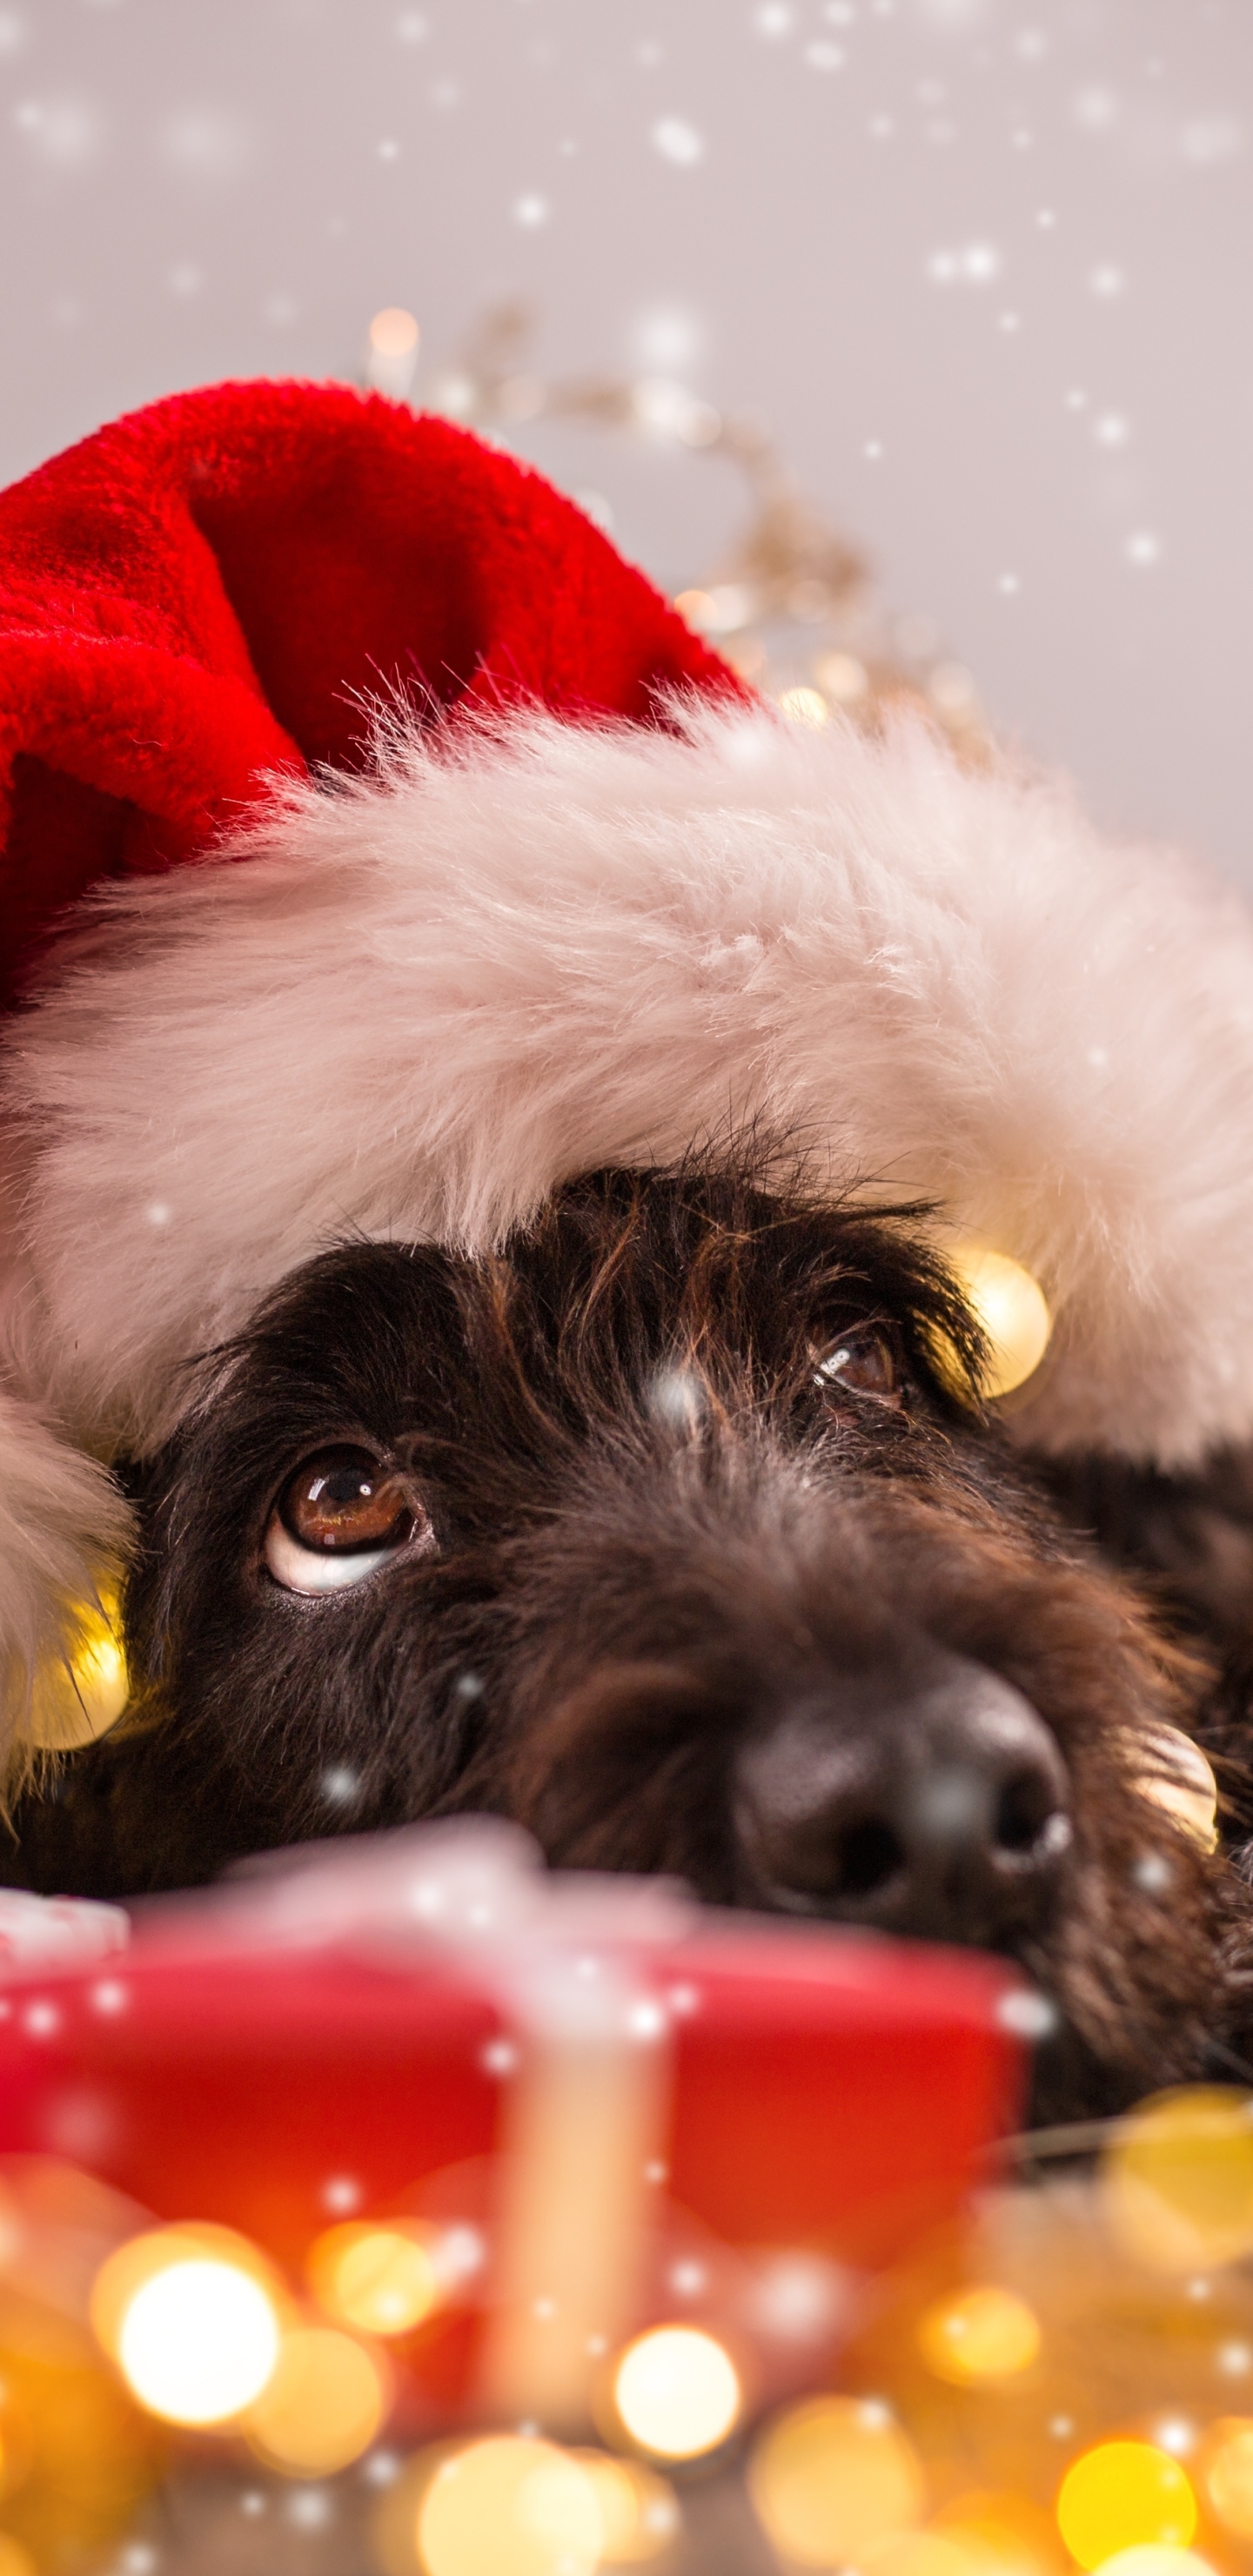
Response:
[0,378,743,1008]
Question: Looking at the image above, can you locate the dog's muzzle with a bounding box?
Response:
[734,1642,1072,1950]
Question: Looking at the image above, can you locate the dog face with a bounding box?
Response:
[18,1166,1247,2121]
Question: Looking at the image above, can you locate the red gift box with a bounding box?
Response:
[0,1823,1026,2434]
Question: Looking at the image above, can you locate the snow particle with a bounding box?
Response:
[320,1765,360,1805]
[998,310,1022,332]
[1036,206,1056,228]
[395,7,428,35]
[377,137,400,161]
[1074,84,1119,131]
[512,191,549,225]
[167,262,202,297]
[995,1986,1055,2037]
[14,97,102,167]
[926,240,1002,287]
[806,40,845,70]
[1093,412,1129,447]
[1180,116,1243,167]
[996,571,1020,596]
[1125,530,1162,568]
[863,438,883,459]
[751,1,794,33]
[868,113,895,139]
[262,292,298,328]
[0,13,24,53]
[322,2174,364,2213]
[1089,264,1125,298]
[159,107,250,179]
[651,115,705,166]
[1015,27,1049,60]
[285,2490,332,2532]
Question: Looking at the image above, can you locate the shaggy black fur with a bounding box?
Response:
[8,1162,1253,2123]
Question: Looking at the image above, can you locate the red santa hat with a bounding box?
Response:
[3,376,1253,1767]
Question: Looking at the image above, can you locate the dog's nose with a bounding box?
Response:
[734,1648,1071,1948]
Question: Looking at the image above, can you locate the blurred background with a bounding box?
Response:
[1,1,1249,878]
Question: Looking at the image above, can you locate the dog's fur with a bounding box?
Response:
[5,1158,1252,2124]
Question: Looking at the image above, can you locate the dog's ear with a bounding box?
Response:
[1044,1447,1253,1651]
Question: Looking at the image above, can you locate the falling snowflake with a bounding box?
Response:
[652,116,705,167]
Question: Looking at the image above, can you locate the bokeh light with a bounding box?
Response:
[308,2219,439,2337]
[932,2486,1061,2576]
[571,2452,679,2562]
[244,2322,387,2473]
[918,2285,1042,2385]
[1056,2443,1197,2569]
[949,1244,1052,1400]
[1093,2553,1216,2576]
[1102,2089,1253,2273]
[748,2395,925,2567]
[0,2540,37,2576]
[91,2226,282,2426]
[1201,2418,1253,2537]
[612,2325,741,2460]
[417,2435,602,2576]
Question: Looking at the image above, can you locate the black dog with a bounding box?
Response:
[9,1160,1252,2123]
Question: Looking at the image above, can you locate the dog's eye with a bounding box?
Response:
[813,1327,903,1410]
[264,1446,431,1596]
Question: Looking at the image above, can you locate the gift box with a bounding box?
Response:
[0,1823,1025,2455]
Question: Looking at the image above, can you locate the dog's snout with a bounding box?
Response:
[734,1649,1071,1949]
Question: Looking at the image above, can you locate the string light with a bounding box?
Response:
[748,2396,925,2566]
[399,302,990,751]
[948,1243,1052,1399]
[611,2324,741,2459]
[416,2436,603,2576]
[918,2285,1042,2384]
[307,2220,440,2337]
[1127,1729,1219,1851]
[1056,2443,1198,2569]
[90,2225,283,2426]
[30,1588,129,1749]
[1101,2090,1253,2273]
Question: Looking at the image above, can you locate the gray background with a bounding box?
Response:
[2,0,1250,878]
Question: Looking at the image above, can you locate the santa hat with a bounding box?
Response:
[3,376,1253,1768]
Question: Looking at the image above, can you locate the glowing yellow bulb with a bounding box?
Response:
[779,684,830,728]
[612,2325,741,2461]
[1102,2087,1253,2273]
[308,2220,439,2337]
[917,2285,1042,2385]
[1128,1727,1218,1851]
[30,1589,129,1750]
[748,2396,925,2568]
[369,306,419,358]
[91,2224,281,2426]
[244,2322,387,2474]
[1056,2443,1197,2570]
[417,2436,602,2576]
[950,1243,1052,1400]
[571,2452,679,2562]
